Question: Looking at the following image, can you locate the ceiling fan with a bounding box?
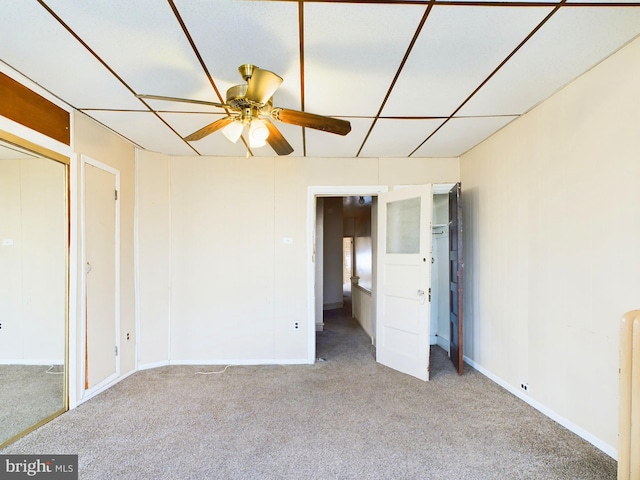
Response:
[137,64,351,156]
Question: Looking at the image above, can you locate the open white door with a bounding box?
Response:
[376,184,433,381]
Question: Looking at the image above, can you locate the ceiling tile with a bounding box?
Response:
[382,5,555,117]
[43,0,215,104]
[413,116,518,157]
[304,2,429,116]
[305,118,373,158]
[2,1,638,160]
[358,119,444,158]
[87,111,196,156]
[459,7,640,116]
[172,0,301,110]
[0,2,139,110]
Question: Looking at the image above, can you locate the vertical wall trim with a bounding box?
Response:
[167,157,173,363]
[133,149,140,369]
[67,153,78,409]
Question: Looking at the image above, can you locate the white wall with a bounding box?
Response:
[460,36,640,455]
[137,151,171,367]
[323,197,344,310]
[354,213,372,291]
[170,157,276,362]
[137,156,459,364]
[352,286,373,340]
[0,158,66,363]
[73,111,137,401]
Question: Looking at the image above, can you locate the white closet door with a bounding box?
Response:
[84,161,119,392]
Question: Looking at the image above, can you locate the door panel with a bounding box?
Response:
[376,185,432,381]
[449,182,464,375]
[85,162,118,391]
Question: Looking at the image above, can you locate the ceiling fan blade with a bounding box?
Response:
[264,120,294,156]
[245,68,283,105]
[272,108,351,136]
[137,94,229,109]
[184,117,236,141]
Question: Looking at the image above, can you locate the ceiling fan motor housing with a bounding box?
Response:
[226,84,249,110]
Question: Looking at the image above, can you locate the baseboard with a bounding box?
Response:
[138,360,169,370]
[430,334,437,345]
[77,368,137,407]
[168,358,310,366]
[436,336,449,352]
[463,355,618,460]
[316,322,324,332]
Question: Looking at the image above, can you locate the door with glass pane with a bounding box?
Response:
[376,185,433,381]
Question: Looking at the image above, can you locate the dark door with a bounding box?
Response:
[449,182,464,375]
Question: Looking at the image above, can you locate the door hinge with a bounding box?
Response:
[115,190,118,200]
[428,287,431,302]
[115,346,118,356]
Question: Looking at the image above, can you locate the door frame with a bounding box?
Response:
[306,185,388,363]
[306,184,457,365]
[80,155,121,402]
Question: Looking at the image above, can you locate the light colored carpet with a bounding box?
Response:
[0,364,65,444]
[1,305,616,479]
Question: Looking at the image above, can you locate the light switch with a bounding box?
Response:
[2,239,13,246]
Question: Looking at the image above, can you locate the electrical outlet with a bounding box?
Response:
[520,382,529,392]
[294,322,299,330]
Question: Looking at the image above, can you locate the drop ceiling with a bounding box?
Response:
[1,0,639,158]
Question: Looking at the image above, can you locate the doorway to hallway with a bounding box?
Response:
[307,183,463,380]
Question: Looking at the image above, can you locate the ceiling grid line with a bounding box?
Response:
[281,0,640,6]
[167,0,255,156]
[355,1,436,157]
[36,0,201,155]
[2,1,637,158]
[408,0,569,157]
[167,0,224,105]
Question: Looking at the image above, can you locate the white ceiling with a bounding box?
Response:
[1,0,639,158]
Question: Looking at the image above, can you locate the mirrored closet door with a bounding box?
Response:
[0,136,68,448]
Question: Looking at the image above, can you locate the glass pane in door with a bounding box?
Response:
[386,197,421,254]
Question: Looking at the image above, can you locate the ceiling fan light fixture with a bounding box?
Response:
[221,120,244,143]
[144,63,351,155]
[249,118,269,148]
